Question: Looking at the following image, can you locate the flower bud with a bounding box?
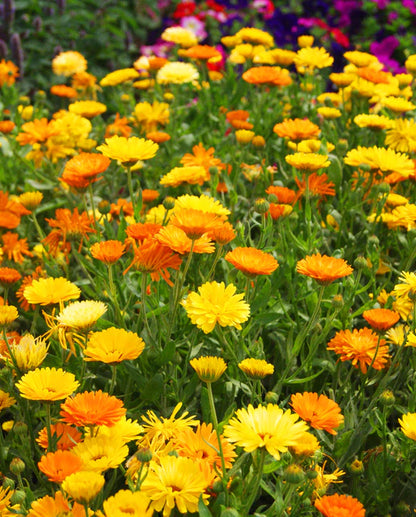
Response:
[10,458,25,475]
[348,459,364,475]
[220,509,241,517]
[354,256,368,270]
[254,198,269,214]
[265,391,279,404]
[163,196,175,210]
[283,464,305,484]
[3,478,15,490]
[252,135,266,147]
[135,448,153,463]
[380,389,395,407]
[212,480,224,493]
[13,421,28,435]
[10,489,26,505]
[98,200,111,215]
[332,294,344,309]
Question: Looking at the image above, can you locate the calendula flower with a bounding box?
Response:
[161,26,198,47]
[83,327,145,364]
[385,119,416,153]
[141,455,210,517]
[0,120,16,133]
[56,300,107,332]
[182,281,250,334]
[0,59,19,86]
[97,135,159,165]
[223,403,308,460]
[60,390,126,427]
[156,61,199,84]
[1,232,33,263]
[362,308,400,331]
[27,491,87,517]
[0,266,21,284]
[105,113,132,138]
[190,356,227,383]
[225,247,279,277]
[381,96,416,113]
[273,118,320,141]
[23,277,81,306]
[160,166,209,187]
[327,327,390,373]
[0,305,19,327]
[170,208,225,239]
[242,65,292,86]
[102,490,153,517]
[399,412,416,440]
[141,402,198,442]
[5,333,48,371]
[315,493,365,517]
[50,84,77,98]
[295,46,334,71]
[0,390,16,412]
[146,131,171,143]
[353,114,394,130]
[285,152,330,171]
[297,253,353,284]
[36,422,82,451]
[90,240,126,264]
[92,416,143,444]
[72,435,129,472]
[133,100,170,133]
[238,358,274,379]
[52,51,87,76]
[344,146,414,179]
[38,450,83,483]
[68,100,107,118]
[16,367,79,401]
[62,471,105,503]
[290,392,344,435]
[100,68,139,86]
[289,431,320,458]
[155,225,215,255]
[394,271,416,298]
[174,194,230,217]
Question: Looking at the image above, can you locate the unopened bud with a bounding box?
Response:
[332,294,344,309]
[163,197,175,210]
[98,200,111,215]
[10,458,25,475]
[354,256,368,270]
[348,459,364,475]
[135,448,152,463]
[265,391,279,404]
[10,489,26,505]
[283,464,305,484]
[13,421,28,435]
[380,389,395,407]
[254,198,269,214]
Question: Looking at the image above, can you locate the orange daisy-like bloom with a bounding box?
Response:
[315,493,365,517]
[105,113,132,138]
[180,143,226,173]
[208,221,236,245]
[0,59,19,86]
[170,208,225,239]
[83,327,145,364]
[26,490,86,517]
[123,238,182,285]
[63,152,111,180]
[225,247,279,277]
[327,327,390,373]
[1,232,33,263]
[242,65,292,86]
[15,118,60,146]
[60,390,126,427]
[226,110,250,122]
[0,120,15,134]
[229,119,254,130]
[362,308,400,331]
[273,118,320,142]
[38,450,83,483]
[126,222,162,243]
[0,191,30,229]
[266,185,296,204]
[182,44,222,61]
[268,203,293,220]
[0,266,21,285]
[356,66,390,84]
[296,253,353,285]
[50,84,78,98]
[155,225,215,255]
[90,240,126,265]
[290,392,344,435]
[110,198,134,218]
[295,172,336,202]
[146,130,171,143]
[36,422,82,450]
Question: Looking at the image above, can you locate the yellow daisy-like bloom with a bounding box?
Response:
[141,402,199,442]
[294,47,334,71]
[18,191,43,210]
[52,51,87,76]
[329,72,355,87]
[102,489,153,517]
[405,54,416,73]
[23,277,81,306]
[0,390,16,412]
[68,100,107,118]
[190,356,227,383]
[385,119,416,153]
[235,129,255,144]
[5,334,48,371]
[156,62,199,85]
[344,50,378,67]
[174,194,230,217]
[399,412,416,441]
[93,416,144,444]
[72,435,129,472]
[0,486,13,516]
[16,367,79,401]
[61,471,105,503]
[83,327,145,364]
[235,27,274,47]
[133,100,169,133]
[161,26,198,47]
[160,166,209,187]
[394,271,416,298]
[238,358,274,379]
[141,455,210,517]
[285,152,330,171]
[223,403,309,460]
[344,146,414,178]
[289,431,320,458]
[100,68,139,87]
[386,324,408,346]
[56,300,107,331]
[381,96,416,113]
[0,305,18,327]
[317,107,341,119]
[181,281,250,334]
[97,135,159,165]
[353,114,394,130]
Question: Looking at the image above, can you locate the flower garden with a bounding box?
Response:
[1,1,416,516]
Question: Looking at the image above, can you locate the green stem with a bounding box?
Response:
[206,244,224,281]
[243,447,267,515]
[45,402,53,452]
[108,264,123,327]
[109,364,117,395]
[3,329,20,375]
[31,212,45,240]
[88,183,98,231]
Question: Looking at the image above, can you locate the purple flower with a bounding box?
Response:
[403,0,416,14]
[370,36,405,73]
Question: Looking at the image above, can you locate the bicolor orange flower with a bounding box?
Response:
[38,450,83,483]
[36,422,82,450]
[273,118,320,141]
[0,59,19,86]
[268,203,293,220]
[266,185,296,204]
[180,143,226,172]
[170,208,225,239]
[155,225,215,255]
[105,112,132,138]
[242,65,292,86]
[62,152,110,181]
[90,240,126,264]
[60,390,126,427]
[16,118,61,146]
[225,247,279,277]
[290,392,344,435]
[315,493,365,517]
[297,253,353,284]
[327,327,390,373]
[362,308,400,331]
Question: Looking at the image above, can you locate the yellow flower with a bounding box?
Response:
[133,100,169,133]
[235,27,274,47]
[0,305,18,327]
[294,47,334,71]
[57,300,107,332]
[52,51,87,76]
[385,119,416,153]
[235,129,255,144]
[16,367,79,401]
[97,135,159,165]
[0,390,16,412]
[344,50,378,67]
[285,152,330,171]
[156,62,199,85]
[18,191,43,210]
[238,358,274,379]
[6,334,48,371]
[68,100,107,118]
[381,96,416,113]
[83,327,145,364]
[102,489,153,517]
[190,356,227,383]
[61,471,104,503]
[394,271,416,298]
[399,413,416,440]
[93,416,144,444]
[181,281,250,334]
[386,325,408,346]
[72,435,129,472]
[23,277,81,306]
[317,107,341,119]
[344,146,414,179]
[141,402,199,442]
[141,456,210,517]
[223,403,309,460]
[161,26,198,47]
[298,35,314,48]
[160,166,209,187]
[353,114,394,130]
[100,68,139,86]
[174,194,230,217]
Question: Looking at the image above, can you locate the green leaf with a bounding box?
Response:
[198,495,213,516]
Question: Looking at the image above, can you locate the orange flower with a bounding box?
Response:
[356,66,390,84]
[268,203,293,220]
[0,191,30,229]
[0,59,19,86]
[16,266,45,311]
[63,152,111,179]
[180,143,226,172]
[290,392,344,435]
[226,110,250,122]
[50,84,78,98]
[362,308,400,331]
[155,225,215,255]
[229,119,254,130]
[208,221,236,244]
[105,113,132,138]
[327,327,390,373]
[0,267,21,285]
[297,253,353,284]
[0,120,15,133]
[90,240,126,265]
[110,199,134,218]
[16,118,60,146]
[38,450,83,483]
[242,65,292,86]
[123,237,182,285]
[60,390,126,427]
[126,222,162,243]
[146,131,171,143]
[273,118,320,141]
[170,208,225,239]
[36,422,82,450]
[295,172,335,202]
[315,493,365,517]
[225,247,279,277]
[266,185,296,204]
[142,189,159,204]
[1,232,33,263]
[182,44,222,60]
